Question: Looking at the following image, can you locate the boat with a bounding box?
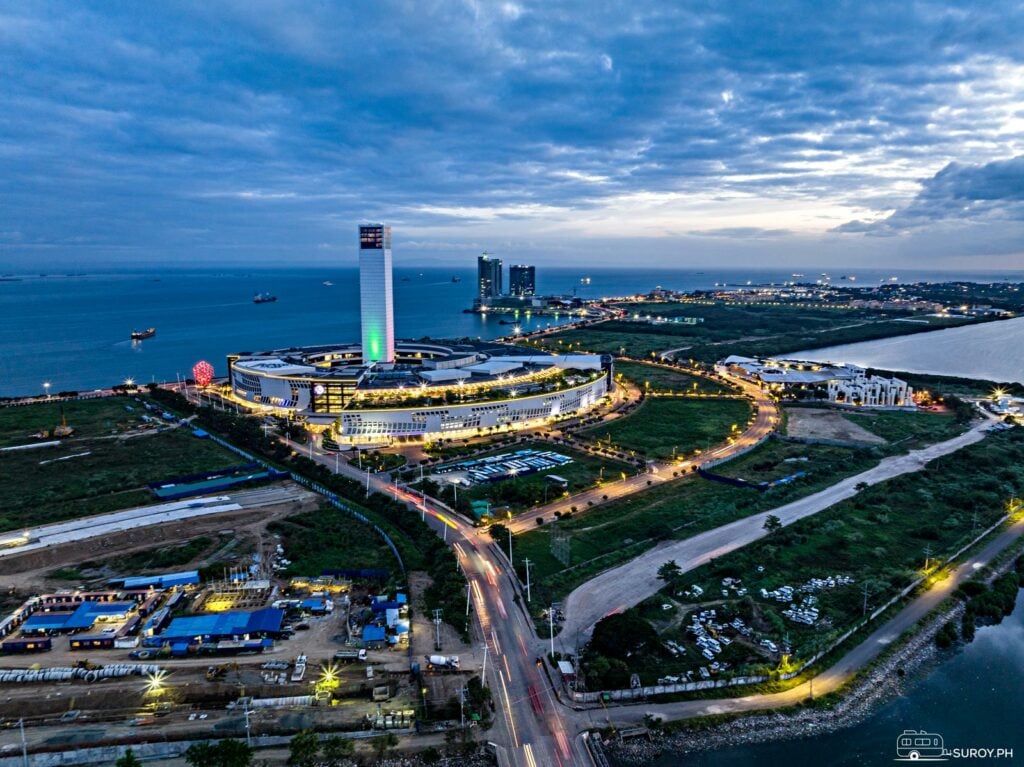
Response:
[323,280,333,286]
[131,327,156,341]
[451,276,461,283]
[401,277,411,282]
[580,277,592,285]
[253,293,277,303]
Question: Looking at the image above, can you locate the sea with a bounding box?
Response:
[1,265,1021,397]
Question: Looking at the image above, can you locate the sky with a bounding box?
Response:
[1,1,1023,271]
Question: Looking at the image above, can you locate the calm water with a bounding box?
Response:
[796,317,1024,385]
[1,265,1019,397]
[632,589,1024,767]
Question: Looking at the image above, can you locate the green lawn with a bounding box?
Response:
[578,397,753,460]
[845,410,964,450]
[268,503,402,577]
[0,397,243,531]
[652,428,1024,672]
[614,361,735,396]
[514,440,886,608]
[427,441,635,514]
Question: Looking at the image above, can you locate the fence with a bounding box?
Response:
[203,433,406,576]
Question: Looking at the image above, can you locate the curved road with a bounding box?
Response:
[557,418,993,645]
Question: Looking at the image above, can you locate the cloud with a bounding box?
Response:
[1,1,1024,267]
[833,154,1024,234]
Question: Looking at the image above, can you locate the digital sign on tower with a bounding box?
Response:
[360,225,389,250]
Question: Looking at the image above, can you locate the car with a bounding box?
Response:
[188,713,197,721]
[294,623,311,631]
[198,713,209,720]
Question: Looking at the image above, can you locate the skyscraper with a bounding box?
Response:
[509,264,536,296]
[359,223,395,364]
[477,253,503,301]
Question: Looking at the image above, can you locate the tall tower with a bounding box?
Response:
[509,264,536,296]
[477,252,503,302]
[359,223,395,364]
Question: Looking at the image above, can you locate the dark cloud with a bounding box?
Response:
[834,155,1024,234]
[0,1,1023,267]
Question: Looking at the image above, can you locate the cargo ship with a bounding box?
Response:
[131,327,156,341]
[253,293,277,303]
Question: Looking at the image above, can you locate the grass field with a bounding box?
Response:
[268,503,401,577]
[428,440,634,514]
[643,429,1024,674]
[531,303,980,362]
[845,410,964,450]
[514,440,886,608]
[613,361,735,396]
[578,397,753,460]
[0,397,243,531]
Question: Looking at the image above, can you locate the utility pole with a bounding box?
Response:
[433,609,443,651]
[861,582,871,616]
[548,606,556,660]
[334,450,339,474]
[365,467,370,497]
[459,686,466,729]
[466,581,471,616]
[524,558,532,602]
[924,544,933,571]
[18,718,27,767]
[507,525,513,568]
[482,643,489,683]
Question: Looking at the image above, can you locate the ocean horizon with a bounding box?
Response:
[1,265,1021,397]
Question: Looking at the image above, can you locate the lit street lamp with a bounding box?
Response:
[42,381,51,399]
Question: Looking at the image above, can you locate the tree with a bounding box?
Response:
[763,514,783,534]
[371,732,398,760]
[657,560,682,588]
[116,749,143,767]
[590,610,661,661]
[321,735,355,764]
[184,740,254,767]
[487,523,508,543]
[288,730,321,767]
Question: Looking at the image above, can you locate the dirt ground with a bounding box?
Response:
[784,407,886,445]
[0,494,320,589]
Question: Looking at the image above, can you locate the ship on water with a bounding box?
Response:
[131,327,156,341]
[451,276,461,283]
[253,292,277,303]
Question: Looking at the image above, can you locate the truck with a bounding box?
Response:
[333,649,367,663]
[425,654,460,671]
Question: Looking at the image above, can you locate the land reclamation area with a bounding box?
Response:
[0,397,242,529]
[579,427,1024,691]
[514,404,970,624]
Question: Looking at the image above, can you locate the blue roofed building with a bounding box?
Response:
[143,608,284,646]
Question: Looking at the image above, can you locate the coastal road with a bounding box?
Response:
[507,367,779,533]
[557,418,993,646]
[0,485,308,559]
[585,508,1024,729]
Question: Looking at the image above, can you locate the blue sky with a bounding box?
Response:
[1,1,1023,270]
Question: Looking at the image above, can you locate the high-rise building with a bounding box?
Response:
[509,264,536,296]
[359,223,395,364]
[477,253,503,301]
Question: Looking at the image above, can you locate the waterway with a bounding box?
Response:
[629,589,1024,766]
[794,316,1024,385]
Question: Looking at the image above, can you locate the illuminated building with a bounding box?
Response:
[509,264,536,296]
[478,252,503,301]
[359,223,395,364]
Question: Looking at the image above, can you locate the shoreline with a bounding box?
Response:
[609,602,960,763]
[607,535,1024,764]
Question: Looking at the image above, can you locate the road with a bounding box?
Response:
[507,366,780,532]
[583,508,1024,729]
[294,438,586,767]
[557,418,993,645]
[0,485,307,559]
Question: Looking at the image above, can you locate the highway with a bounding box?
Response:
[0,486,307,559]
[295,439,586,767]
